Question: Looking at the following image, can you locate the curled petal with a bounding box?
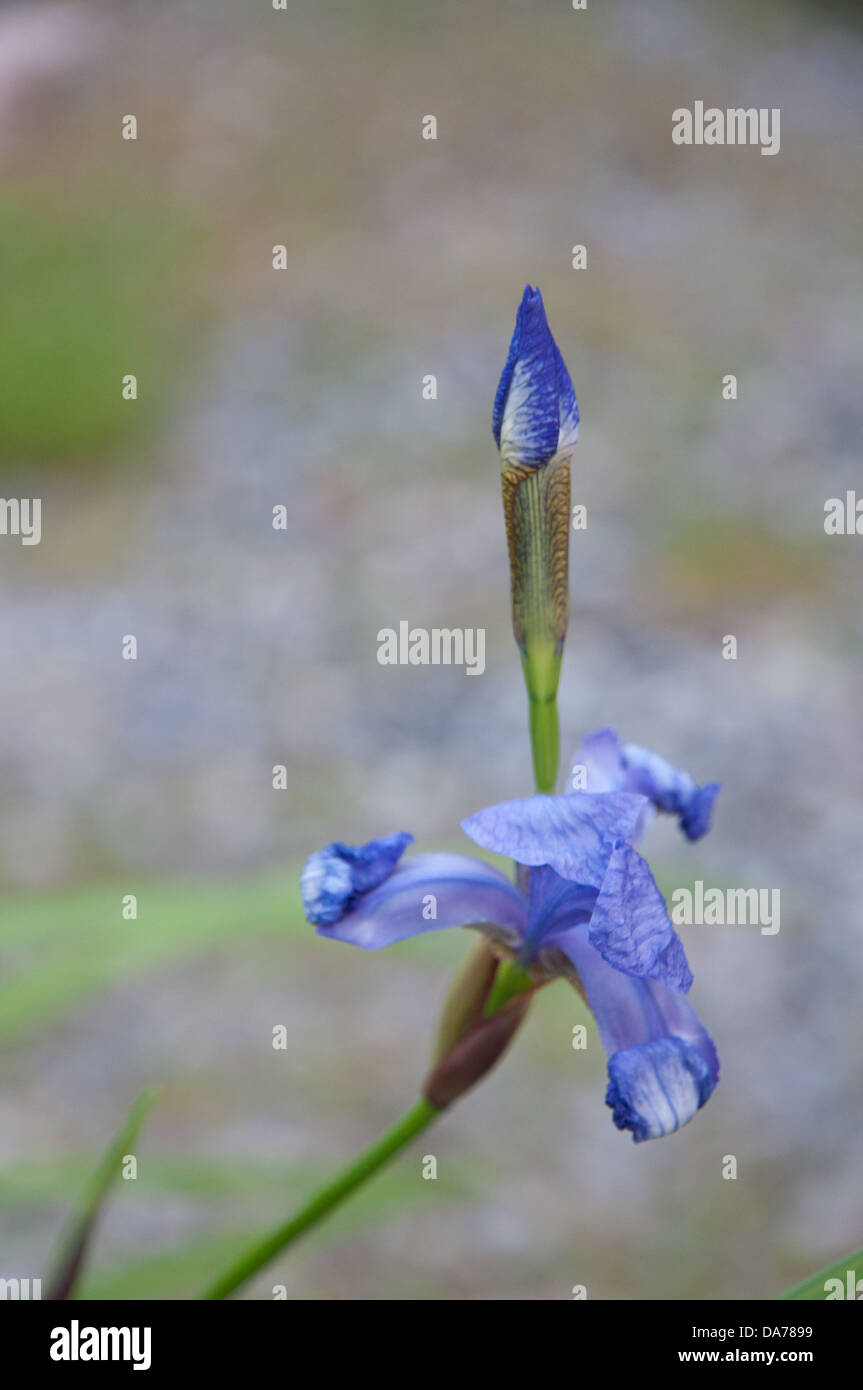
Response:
[571,728,720,842]
[300,832,413,925]
[462,790,645,889]
[549,924,718,1141]
[622,743,720,843]
[588,841,692,992]
[316,853,529,951]
[606,1037,715,1143]
[679,783,721,841]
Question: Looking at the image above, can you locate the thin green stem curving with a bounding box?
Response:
[202,1097,438,1300]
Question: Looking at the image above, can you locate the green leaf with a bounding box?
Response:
[781,1246,863,1300]
[46,1088,158,1300]
[0,874,300,1040]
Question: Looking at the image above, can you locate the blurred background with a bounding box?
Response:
[1,0,861,1300]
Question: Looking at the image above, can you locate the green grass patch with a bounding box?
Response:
[0,872,302,1039]
[0,191,206,469]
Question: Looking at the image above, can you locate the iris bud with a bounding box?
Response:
[493,287,579,792]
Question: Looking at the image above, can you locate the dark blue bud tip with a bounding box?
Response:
[492,285,548,448]
[516,284,551,348]
[520,283,543,313]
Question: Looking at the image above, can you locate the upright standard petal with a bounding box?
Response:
[551,924,719,1142]
[462,790,646,888]
[493,286,579,468]
[572,728,720,842]
[300,832,413,925]
[314,852,529,951]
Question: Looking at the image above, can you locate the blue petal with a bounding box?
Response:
[553,339,580,455]
[492,285,579,467]
[520,864,597,959]
[588,841,693,991]
[300,832,413,925]
[462,790,646,889]
[680,783,721,841]
[606,1037,716,1143]
[571,727,629,794]
[548,925,718,1141]
[571,728,720,842]
[316,853,529,950]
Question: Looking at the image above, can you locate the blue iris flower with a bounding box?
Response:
[492,285,579,468]
[301,731,720,1143]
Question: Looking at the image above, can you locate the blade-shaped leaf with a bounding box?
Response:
[46,1087,158,1301]
[782,1245,863,1301]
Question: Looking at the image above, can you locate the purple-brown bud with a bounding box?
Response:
[423,990,532,1110]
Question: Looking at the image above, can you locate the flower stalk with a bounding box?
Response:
[202,1097,438,1300]
[203,961,530,1299]
[201,285,722,1302]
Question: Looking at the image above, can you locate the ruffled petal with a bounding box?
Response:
[606,1038,716,1143]
[461,790,646,889]
[300,832,413,925]
[570,728,720,842]
[679,783,721,841]
[548,924,718,1141]
[316,852,529,951]
[622,743,720,843]
[588,841,693,992]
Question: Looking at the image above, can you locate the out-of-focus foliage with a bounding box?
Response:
[0,193,204,469]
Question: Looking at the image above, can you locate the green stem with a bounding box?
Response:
[483,958,534,1016]
[202,1097,438,1300]
[526,689,559,794]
